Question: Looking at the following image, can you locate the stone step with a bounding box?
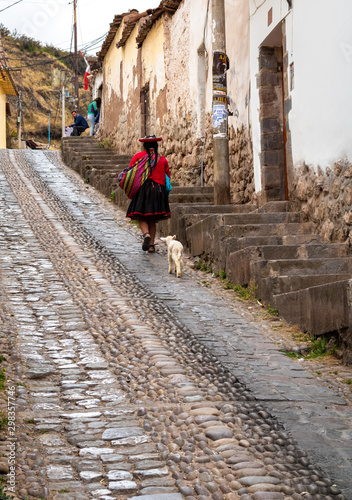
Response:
[169,192,214,204]
[269,273,351,295]
[272,278,351,335]
[249,242,349,261]
[62,137,97,142]
[160,203,258,237]
[190,221,315,260]
[257,201,290,213]
[171,186,214,194]
[85,163,128,171]
[72,152,121,158]
[225,243,350,287]
[254,257,352,278]
[216,234,322,276]
[253,258,352,302]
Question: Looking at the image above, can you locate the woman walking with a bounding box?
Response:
[126,135,171,253]
[87,97,101,136]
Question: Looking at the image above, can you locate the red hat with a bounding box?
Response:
[139,135,162,142]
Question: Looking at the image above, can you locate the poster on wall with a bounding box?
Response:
[213,51,229,138]
[213,104,227,138]
[213,50,229,93]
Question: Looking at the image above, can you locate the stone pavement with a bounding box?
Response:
[0,149,350,500]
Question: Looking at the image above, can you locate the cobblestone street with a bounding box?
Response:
[0,150,351,500]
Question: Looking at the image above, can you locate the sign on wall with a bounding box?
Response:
[213,50,229,138]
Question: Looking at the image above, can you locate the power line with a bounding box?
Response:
[0,0,23,12]
[5,53,72,69]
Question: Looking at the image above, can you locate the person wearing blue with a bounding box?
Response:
[94,110,100,135]
[70,111,89,136]
[87,97,101,136]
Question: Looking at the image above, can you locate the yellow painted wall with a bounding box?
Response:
[141,17,166,95]
[0,85,6,149]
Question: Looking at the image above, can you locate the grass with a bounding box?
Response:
[214,269,226,280]
[0,485,14,500]
[110,191,115,201]
[97,138,113,148]
[267,304,279,316]
[233,282,258,301]
[343,379,352,385]
[0,413,8,431]
[285,351,302,359]
[195,259,212,273]
[0,356,6,363]
[0,369,5,390]
[284,334,339,360]
[305,336,328,359]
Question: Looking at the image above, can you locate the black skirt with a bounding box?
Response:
[126,178,171,222]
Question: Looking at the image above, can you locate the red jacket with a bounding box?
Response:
[129,151,170,186]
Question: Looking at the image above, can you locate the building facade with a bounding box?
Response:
[94,0,352,242]
[0,33,17,148]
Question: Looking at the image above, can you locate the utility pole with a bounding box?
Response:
[62,84,65,137]
[48,110,51,148]
[74,0,79,110]
[212,0,231,205]
[17,90,22,149]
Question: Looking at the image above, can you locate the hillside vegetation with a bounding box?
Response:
[1,25,91,147]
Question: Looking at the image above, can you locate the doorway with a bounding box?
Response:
[258,22,289,203]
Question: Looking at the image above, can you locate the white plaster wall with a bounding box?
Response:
[225,0,251,130]
[249,0,290,192]
[250,0,352,193]
[189,0,209,106]
[104,24,124,102]
[288,0,352,169]
[92,71,103,100]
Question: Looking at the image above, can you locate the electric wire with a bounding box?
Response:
[0,0,23,13]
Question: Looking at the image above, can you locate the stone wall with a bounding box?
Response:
[289,159,352,244]
[97,109,255,206]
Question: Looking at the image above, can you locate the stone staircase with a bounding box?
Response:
[61,137,352,363]
[61,136,131,207]
[158,200,352,363]
[61,137,216,212]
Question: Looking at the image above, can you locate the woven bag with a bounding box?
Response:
[118,151,159,199]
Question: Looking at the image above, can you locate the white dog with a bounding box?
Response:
[160,235,184,278]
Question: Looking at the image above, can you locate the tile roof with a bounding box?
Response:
[97,12,129,62]
[116,10,153,49]
[97,0,183,60]
[136,0,183,47]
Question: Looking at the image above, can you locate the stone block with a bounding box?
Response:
[259,88,278,105]
[273,279,350,335]
[259,54,278,71]
[260,118,281,134]
[259,70,279,87]
[261,165,285,191]
[261,133,284,151]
